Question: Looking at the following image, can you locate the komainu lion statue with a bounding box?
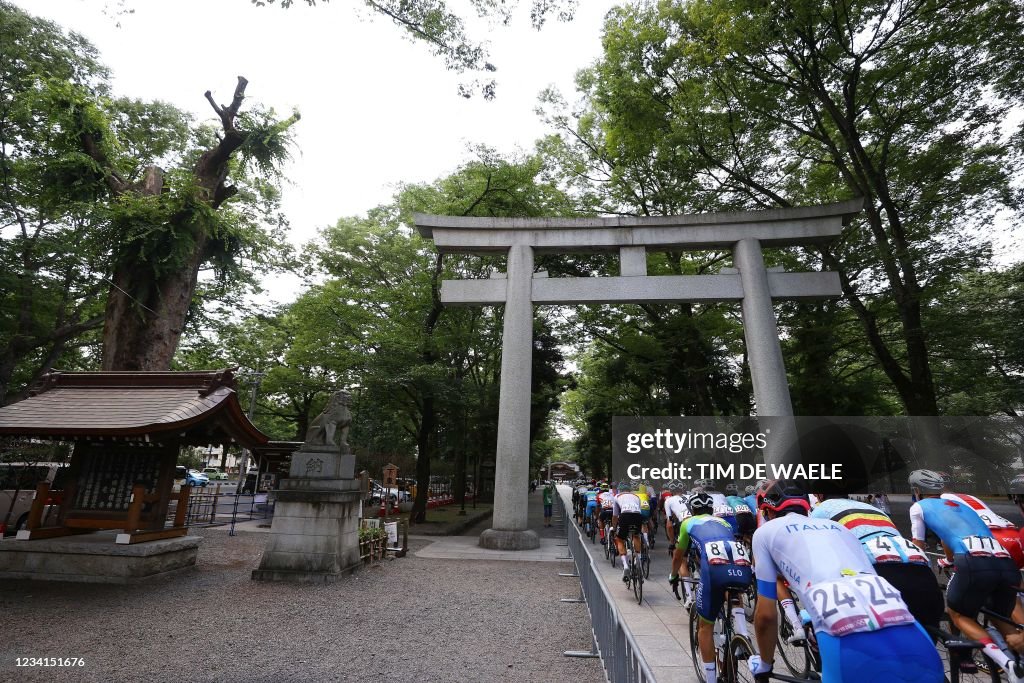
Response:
[303,390,352,452]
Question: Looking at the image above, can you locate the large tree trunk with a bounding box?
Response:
[101,235,206,370]
[409,253,446,524]
[85,78,251,371]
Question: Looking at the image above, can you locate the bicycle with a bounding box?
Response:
[607,525,619,566]
[934,558,1024,682]
[640,529,651,579]
[582,513,593,542]
[674,578,757,683]
[925,622,999,683]
[775,606,819,679]
[625,528,644,604]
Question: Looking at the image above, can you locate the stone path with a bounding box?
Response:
[412,484,569,562]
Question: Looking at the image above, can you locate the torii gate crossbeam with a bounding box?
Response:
[415,199,863,550]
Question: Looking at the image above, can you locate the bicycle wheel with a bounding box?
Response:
[776,617,813,678]
[633,554,644,604]
[642,544,651,579]
[725,634,756,683]
[689,604,707,683]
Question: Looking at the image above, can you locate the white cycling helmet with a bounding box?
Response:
[908,469,946,494]
[744,485,756,496]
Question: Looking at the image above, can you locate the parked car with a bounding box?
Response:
[201,467,228,481]
[368,480,409,506]
[0,462,70,536]
[175,466,208,489]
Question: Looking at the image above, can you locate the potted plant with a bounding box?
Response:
[358,526,387,562]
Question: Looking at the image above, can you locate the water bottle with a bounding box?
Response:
[714,620,726,649]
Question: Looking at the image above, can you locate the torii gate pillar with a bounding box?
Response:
[416,199,862,550]
[480,243,539,549]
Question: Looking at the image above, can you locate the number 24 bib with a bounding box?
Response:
[808,575,915,637]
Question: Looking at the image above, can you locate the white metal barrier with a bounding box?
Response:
[557,489,656,683]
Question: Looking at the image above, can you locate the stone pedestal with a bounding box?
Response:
[252,446,361,583]
[0,532,200,584]
[478,528,540,551]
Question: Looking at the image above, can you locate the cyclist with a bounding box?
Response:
[941,490,1024,568]
[612,483,645,583]
[659,482,675,535]
[743,484,758,522]
[597,483,615,545]
[643,481,659,532]
[811,492,944,635]
[635,480,653,548]
[908,469,1024,677]
[670,491,752,683]
[724,483,756,542]
[663,482,690,553]
[574,481,590,524]
[749,479,942,683]
[583,483,600,531]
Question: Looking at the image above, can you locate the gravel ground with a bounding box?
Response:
[0,529,602,683]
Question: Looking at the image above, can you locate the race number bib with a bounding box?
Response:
[963,535,1011,558]
[865,535,928,565]
[809,575,914,637]
[977,511,1014,529]
[702,540,750,566]
[733,503,751,514]
[713,504,733,517]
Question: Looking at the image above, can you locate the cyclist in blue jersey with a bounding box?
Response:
[908,469,1024,678]
[749,480,942,683]
[583,485,600,527]
[670,491,752,683]
[724,484,756,541]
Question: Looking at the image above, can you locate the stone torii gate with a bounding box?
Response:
[415,199,862,550]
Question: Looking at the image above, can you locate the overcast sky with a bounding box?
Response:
[17,0,619,301]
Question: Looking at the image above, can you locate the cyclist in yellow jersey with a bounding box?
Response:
[634,481,652,548]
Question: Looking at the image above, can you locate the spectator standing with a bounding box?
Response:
[543,482,555,527]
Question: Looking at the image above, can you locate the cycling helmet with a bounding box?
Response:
[1009,474,1024,496]
[756,479,810,514]
[688,491,714,516]
[907,469,946,494]
[744,485,756,496]
[600,484,609,492]
[725,483,739,495]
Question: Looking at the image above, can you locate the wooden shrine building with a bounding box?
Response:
[0,369,269,545]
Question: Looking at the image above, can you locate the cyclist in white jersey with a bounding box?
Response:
[612,487,645,583]
[663,482,690,552]
[749,480,942,683]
